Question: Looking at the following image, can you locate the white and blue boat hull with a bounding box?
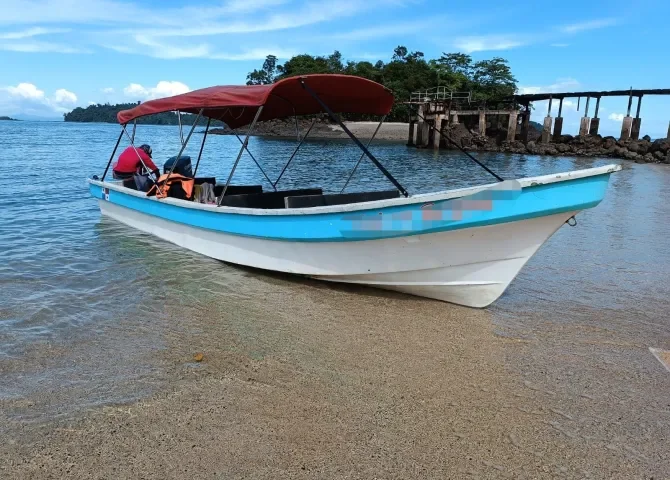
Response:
[89,164,620,307]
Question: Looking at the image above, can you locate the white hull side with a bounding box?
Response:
[99,201,576,308]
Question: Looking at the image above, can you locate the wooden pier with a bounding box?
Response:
[408,87,670,150]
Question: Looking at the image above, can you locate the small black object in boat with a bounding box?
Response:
[164,155,193,178]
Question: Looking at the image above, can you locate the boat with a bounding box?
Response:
[89,74,621,308]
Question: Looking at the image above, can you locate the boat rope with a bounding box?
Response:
[566,215,577,227]
[415,111,504,182]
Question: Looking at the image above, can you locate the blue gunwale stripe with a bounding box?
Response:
[90,173,612,242]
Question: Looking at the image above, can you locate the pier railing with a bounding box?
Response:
[409,87,471,104]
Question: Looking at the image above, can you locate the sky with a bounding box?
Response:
[2,0,670,137]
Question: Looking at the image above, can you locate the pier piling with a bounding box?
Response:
[553,98,564,141]
[507,111,518,142]
[522,108,530,142]
[620,117,633,141]
[433,115,443,149]
[630,96,643,140]
[478,111,486,136]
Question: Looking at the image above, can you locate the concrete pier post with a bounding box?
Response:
[631,96,642,140]
[419,120,430,148]
[542,116,552,143]
[415,104,425,146]
[590,97,601,135]
[620,116,633,141]
[507,111,518,142]
[541,96,553,143]
[579,97,591,136]
[407,121,415,146]
[478,111,486,136]
[579,117,591,136]
[667,120,670,139]
[520,105,530,143]
[553,98,564,141]
[451,113,459,124]
[631,118,642,140]
[621,89,634,142]
[589,118,600,136]
[553,117,564,140]
[433,115,443,150]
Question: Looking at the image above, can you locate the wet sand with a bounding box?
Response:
[2,269,668,479]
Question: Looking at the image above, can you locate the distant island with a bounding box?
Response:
[63,103,219,126]
[0,116,19,121]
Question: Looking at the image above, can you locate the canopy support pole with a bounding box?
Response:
[218,106,264,205]
[273,117,317,189]
[163,108,204,186]
[120,124,165,196]
[131,119,137,143]
[193,117,211,177]
[233,133,276,191]
[177,110,184,145]
[294,114,300,141]
[300,79,408,197]
[340,115,385,193]
[101,129,124,181]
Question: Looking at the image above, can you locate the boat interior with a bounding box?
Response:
[117,173,400,210]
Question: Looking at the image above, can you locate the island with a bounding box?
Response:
[63,103,217,126]
[0,116,19,121]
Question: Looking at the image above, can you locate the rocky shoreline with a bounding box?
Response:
[437,123,670,164]
[209,117,670,164]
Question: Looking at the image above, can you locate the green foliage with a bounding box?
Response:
[246,55,278,85]
[248,46,518,121]
[63,103,218,125]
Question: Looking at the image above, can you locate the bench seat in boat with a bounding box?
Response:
[218,188,323,209]
[284,190,400,208]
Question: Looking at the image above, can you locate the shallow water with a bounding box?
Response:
[1,121,669,446]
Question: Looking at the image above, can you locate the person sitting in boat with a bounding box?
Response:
[112,144,159,180]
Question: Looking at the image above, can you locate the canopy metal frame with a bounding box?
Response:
[103,77,412,204]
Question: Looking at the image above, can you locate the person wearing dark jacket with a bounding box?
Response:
[112,144,159,180]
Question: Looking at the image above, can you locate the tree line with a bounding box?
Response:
[63,103,216,125]
[246,46,518,121]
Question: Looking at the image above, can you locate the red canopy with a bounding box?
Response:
[117,74,394,128]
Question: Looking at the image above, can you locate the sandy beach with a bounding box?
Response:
[2,270,668,479]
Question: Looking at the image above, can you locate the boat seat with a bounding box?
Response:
[214,184,263,197]
[284,190,400,208]
[195,177,216,186]
[219,188,323,209]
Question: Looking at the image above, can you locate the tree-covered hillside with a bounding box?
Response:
[63,103,215,125]
[246,46,518,121]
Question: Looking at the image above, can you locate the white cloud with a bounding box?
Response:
[101,87,115,94]
[518,78,580,95]
[54,88,77,105]
[224,0,289,14]
[107,33,296,61]
[4,82,45,100]
[608,113,625,121]
[559,18,618,34]
[0,27,70,39]
[0,41,87,53]
[0,82,80,117]
[453,35,525,53]
[123,81,191,100]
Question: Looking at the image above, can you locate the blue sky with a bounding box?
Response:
[2,0,670,137]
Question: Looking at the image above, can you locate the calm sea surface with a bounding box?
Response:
[1,121,669,420]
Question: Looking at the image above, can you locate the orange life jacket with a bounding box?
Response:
[147,173,195,200]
